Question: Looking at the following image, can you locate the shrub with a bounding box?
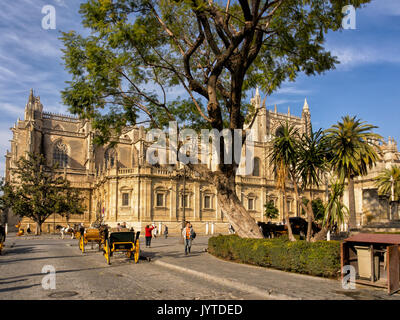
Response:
[208,235,341,278]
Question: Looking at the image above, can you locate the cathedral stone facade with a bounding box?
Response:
[4,89,399,234]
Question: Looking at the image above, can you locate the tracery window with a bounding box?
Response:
[105,148,116,168]
[53,142,68,168]
[253,157,260,176]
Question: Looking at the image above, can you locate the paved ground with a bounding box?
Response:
[1,233,399,300]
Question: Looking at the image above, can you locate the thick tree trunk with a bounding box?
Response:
[35,222,42,235]
[306,190,315,242]
[283,189,296,241]
[214,174,263,239]
[348,176,357,230]
[290,174,311,241]
[312,226,328,241]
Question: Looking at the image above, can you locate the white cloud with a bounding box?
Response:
[1,103,25,117]
[54,0,68,8]
[329,45,400,69]
[0,128,13,149]
[275,86,311,95]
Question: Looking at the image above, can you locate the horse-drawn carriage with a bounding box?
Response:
[79,226,107,253]
[103,228,141,265]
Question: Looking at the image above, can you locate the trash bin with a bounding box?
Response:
[354,246,380,280]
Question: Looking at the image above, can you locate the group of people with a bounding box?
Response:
[144,222,195,255]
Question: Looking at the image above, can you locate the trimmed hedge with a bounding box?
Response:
[208,235,341,278]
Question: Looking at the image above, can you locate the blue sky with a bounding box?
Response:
[0,0,400,176]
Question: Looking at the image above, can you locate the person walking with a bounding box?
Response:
[164,225,168,239]
[182,221,194,255]
[145,225,156,248]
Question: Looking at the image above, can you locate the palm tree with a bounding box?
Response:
[323,180,349,230]
[269,122,298,241]
[314,180,349,240]
[375,165,400,220]
[296,128,330,241]
[325,116,382,230]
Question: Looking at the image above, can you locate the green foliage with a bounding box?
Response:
[302,198,326,222]
[323,180,348,228]
[325,115,382,182]
[325,115,382,228]
[61,0,373,143]
[208,235,341,278]
[264,200,279,220]
[296,129,330,189]
[375,165,400,201]
[269,121,300,191]
[4,153,85,232]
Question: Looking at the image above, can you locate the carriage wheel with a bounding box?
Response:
[126,251,132,259]
[134,239,140,263]
[80,236,85,253]
[104,239,111,265]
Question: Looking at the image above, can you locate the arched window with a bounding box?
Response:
[53,142,68,168]
[105,148,116,168]
[253,157,260,176]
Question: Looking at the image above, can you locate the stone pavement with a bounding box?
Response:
[143,235,400,300]
[0,234,257,300]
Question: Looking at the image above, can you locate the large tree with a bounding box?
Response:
[4,153,85,235]
[325,115,382,230]
[61,0,372,238]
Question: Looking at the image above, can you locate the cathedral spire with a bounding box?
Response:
[250,86,261,109]
[29,88,34,104]
[302,98,310,113]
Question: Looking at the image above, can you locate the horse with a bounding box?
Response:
[56,224,77,239]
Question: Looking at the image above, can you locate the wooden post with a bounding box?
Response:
[387,245,400,295]
[371,244,375,282]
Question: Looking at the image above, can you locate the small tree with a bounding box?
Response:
[314,180,348,240]
[5,153,85,235]
[301,198,325,222]
[269,121,298,241]
[375,165,400,220]
[264,200,279,221]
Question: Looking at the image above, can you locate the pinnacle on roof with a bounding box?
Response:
[28,88,34,103]
[302,98,309,112]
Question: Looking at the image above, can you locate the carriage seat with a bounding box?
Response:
[109,231,135,244]
[110,227,130,233]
